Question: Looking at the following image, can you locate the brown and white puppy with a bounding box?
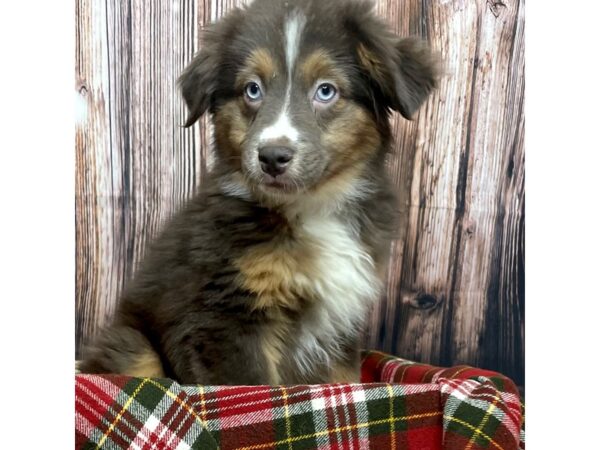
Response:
[79,0,438,385]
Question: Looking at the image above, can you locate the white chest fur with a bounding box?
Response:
[220,175,383,374]
[291,213,382,374]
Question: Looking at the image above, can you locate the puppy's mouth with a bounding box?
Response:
[259,174,300,193]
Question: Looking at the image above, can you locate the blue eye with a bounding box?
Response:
[244,82,262,101]
[314,83,337,103]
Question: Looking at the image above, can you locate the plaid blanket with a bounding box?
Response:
[76,351,524,449]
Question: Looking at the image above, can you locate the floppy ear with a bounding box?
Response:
[179,46,219,127]
[178,9,243,127]
[347,2,439,119]
[388,37,439,119]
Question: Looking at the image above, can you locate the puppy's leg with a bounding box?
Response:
[330,363,361,383]
[78,325,164,378]
[169,328,281,385]
[329,343,361,383]
[330,360,361,383]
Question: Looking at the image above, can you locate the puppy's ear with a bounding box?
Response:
[178,9,242,127]
[347,2,439,119]
[179,46,219,127]
[388,38,439,119]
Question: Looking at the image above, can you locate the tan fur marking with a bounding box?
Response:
[330,363,361,383]
[213,99,248,169]
[124,350,165,378]
[300,49,350,90]
[235,236,318,310]
[287,103,381,213]
[236,48,277,88]
[307,162,367,205]
[262,339,281,384]
[320,103,381,179]
[260,317,291,385]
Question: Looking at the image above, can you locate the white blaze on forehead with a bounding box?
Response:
[284,11,306,76]
[259,11,306,145]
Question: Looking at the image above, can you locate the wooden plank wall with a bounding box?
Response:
[75,0,525,385]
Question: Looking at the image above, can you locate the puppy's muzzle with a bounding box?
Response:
[258,146,294,177]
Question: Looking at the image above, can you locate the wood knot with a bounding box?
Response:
[487,0,506,18]
[402,290,440,310]
[466,220,476,237]
[78,85,88,95]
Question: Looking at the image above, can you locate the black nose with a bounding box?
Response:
[258,146,294,177]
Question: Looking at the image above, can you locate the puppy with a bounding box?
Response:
[79,0,438,385]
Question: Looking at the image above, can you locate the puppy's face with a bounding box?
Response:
[180,0,438,198]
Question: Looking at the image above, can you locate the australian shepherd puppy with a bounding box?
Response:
[79,0,438,384]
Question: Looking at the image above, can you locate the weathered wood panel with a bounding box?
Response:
[75,0,525,386]
[76,0,211,349]
[365,0,524,387]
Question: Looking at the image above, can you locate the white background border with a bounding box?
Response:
[1,0,599,447]
[0,1,74,447]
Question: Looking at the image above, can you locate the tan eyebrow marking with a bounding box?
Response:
[236,47,278,88]
[300,49,350,91]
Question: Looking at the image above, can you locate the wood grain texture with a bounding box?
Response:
[75,0,525,385]
[365,0,524,386]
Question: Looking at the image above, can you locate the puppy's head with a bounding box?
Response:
[179,0,438,199]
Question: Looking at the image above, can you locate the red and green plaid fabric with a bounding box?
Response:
[76,351,524,449]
